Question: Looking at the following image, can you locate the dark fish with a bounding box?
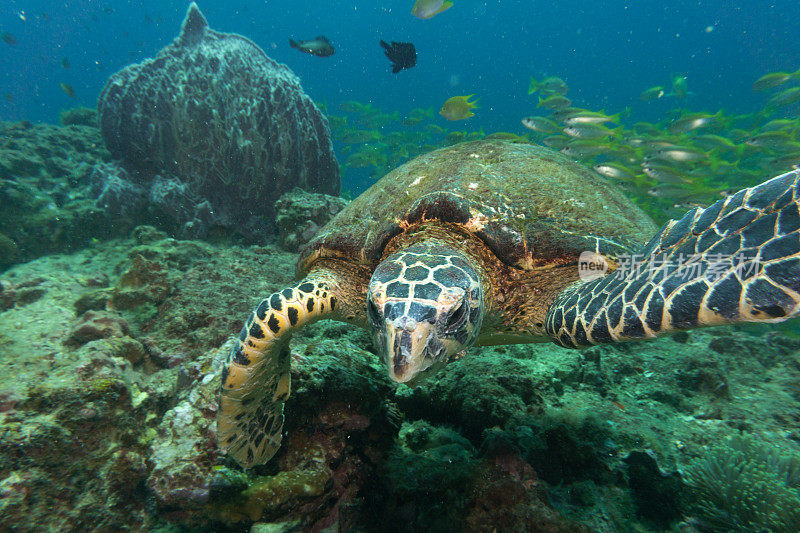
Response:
[289,36,334,57]
[380,40,416,74]
[61,57,70,69]
[2,32,17,46]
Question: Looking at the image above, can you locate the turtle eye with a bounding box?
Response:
[443,299,468,333]
[367,298,382,326]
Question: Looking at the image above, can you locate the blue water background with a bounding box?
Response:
[1,0,799,189]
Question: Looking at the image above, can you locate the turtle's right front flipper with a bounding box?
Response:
[546,169,800,348]
[217,272,340,467]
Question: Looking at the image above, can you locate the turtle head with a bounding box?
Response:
[367,242,484,383]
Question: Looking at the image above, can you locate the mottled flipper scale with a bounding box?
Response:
[217,273,338,467]
[546,169,800,347]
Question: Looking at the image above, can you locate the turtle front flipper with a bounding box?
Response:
[217,272,340,467]
[546,169,800,348]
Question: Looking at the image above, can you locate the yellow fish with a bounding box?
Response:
[412,0,454,20]
[439,95,478,121]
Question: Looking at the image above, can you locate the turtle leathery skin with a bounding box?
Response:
[217,141,800,468]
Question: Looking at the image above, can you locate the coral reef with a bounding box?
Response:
[1,227,800,530]
[97,3,339,240]
[274,188,349,252]
[0,119,112,269]
[59,107,98,127]
[684,433,800,532]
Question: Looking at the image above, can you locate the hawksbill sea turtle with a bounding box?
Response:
[217,140,800,467]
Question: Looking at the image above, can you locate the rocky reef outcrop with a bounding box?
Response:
[96,3,339,240]
[274,188,349,252]
[0,117,111,269]
[2,227,800,530]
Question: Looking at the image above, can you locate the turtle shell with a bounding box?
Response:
[299,140,658,275]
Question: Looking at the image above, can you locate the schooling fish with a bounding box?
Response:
[411,0,453,20]
[752,70,800,92]
[560,140,612,158]
[652,146,708,163]
[639,86,665,101]
[668,112,722,134]
[563,123,616,139]
[380,40,416,73]
[289,36,334,57]
[537,95,571,110]
[521,116,559,134]
[440,95,478,121]
[528,76,568,96]
[592,162,637,182]
[562,110,620,126]
[768,86,800,107]
[671,75,689,99]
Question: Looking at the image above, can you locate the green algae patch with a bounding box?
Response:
[241,469,329,521]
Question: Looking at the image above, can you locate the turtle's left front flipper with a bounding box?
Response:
[546,169,800,348]
[217,271,340,467]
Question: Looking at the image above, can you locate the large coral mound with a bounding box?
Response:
[97,3,339,239]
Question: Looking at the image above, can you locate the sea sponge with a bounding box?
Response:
[97,3,339,239]
[684,433,800,531]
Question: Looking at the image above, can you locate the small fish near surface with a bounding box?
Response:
[380,40,416,73]
[411,0,454,20]
[289,36,334,57]
[59,83,76,98]
[440,95,478,121]
[528,76,568,96]
[1,31,17,46]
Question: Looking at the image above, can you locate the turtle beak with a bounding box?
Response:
[383,317,436,383]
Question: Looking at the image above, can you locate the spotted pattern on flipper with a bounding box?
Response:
[546,170,800,347]
[217,273,338,467]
